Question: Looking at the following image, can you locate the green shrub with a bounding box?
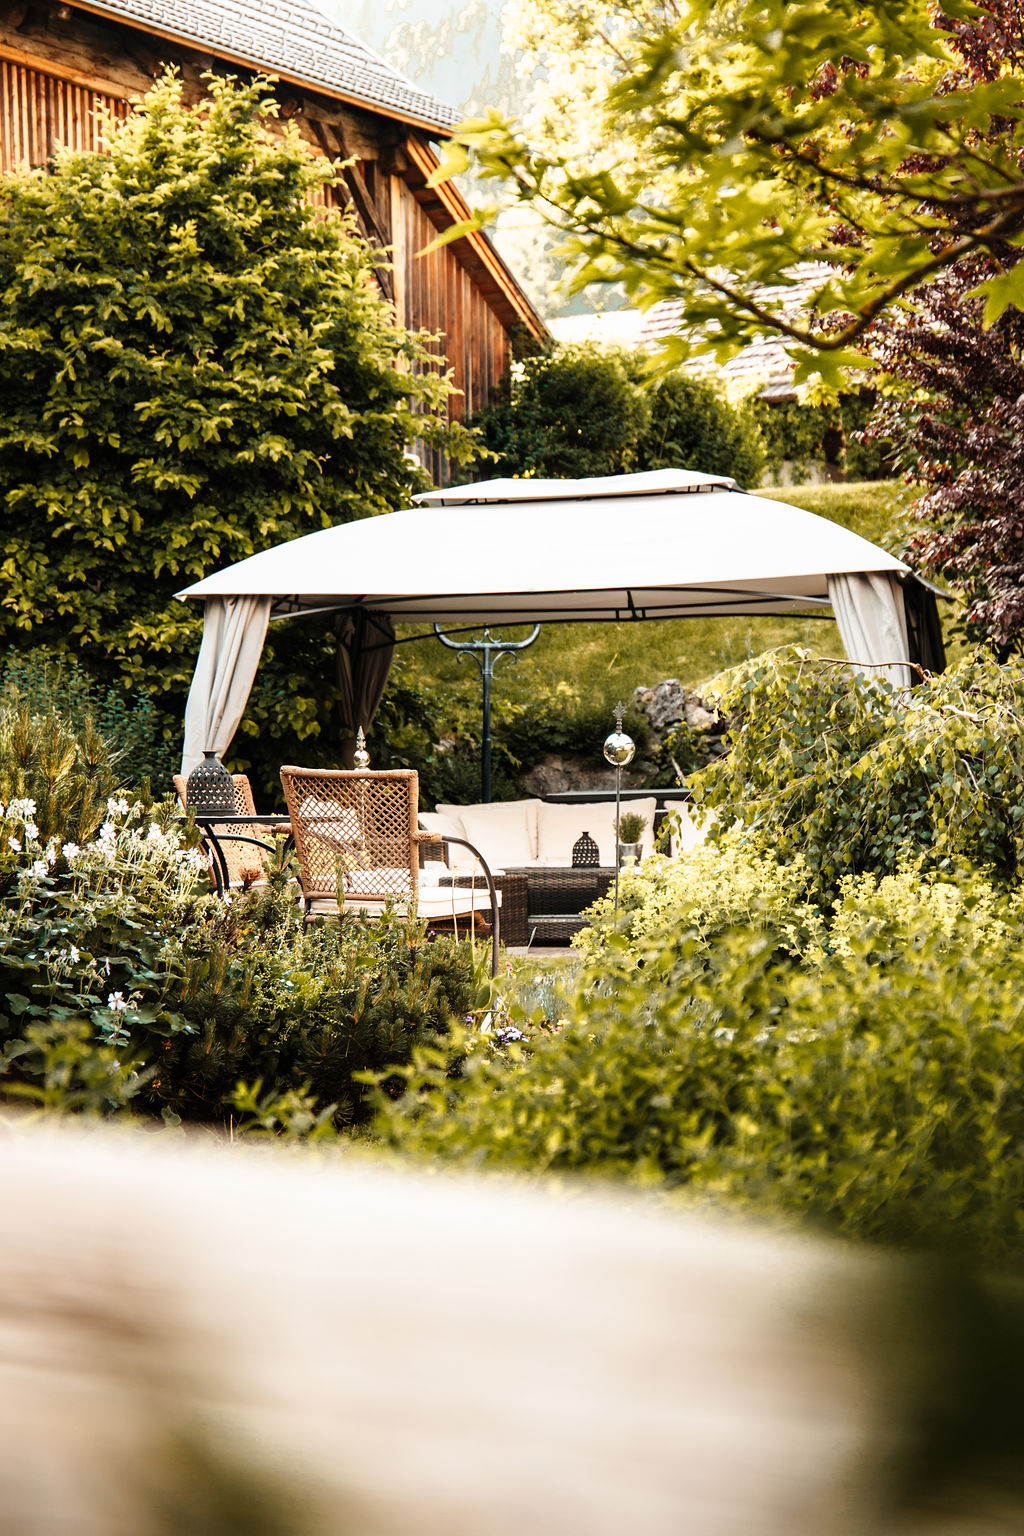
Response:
[0,695,122,847]
[2,646,168,790]
[369,868,1024,1264]
[689,646,1024,897]
[0,786,479,1128]
[465,343,651,479]
[752,392,894,481]
[636,372,765,486]
[157,881,478,1126]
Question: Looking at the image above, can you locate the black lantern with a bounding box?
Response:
[185,750,235,816]
[572,830,599,867]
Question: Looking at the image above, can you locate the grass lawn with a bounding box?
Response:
[394,481,956,714]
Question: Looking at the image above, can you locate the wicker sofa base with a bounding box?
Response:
[447,868,612,946]
[505,867,615,948]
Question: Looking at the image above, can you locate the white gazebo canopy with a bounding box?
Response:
[176,468,922,773]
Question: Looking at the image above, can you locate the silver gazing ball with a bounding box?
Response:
[603,730,635,767]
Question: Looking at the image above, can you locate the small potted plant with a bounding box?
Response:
[616,810,647,866]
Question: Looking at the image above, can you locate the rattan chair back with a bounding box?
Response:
[173,772,269,888]
[279,766,419,905]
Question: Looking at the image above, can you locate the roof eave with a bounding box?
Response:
[68,0,460,135]
[402,136,548,343]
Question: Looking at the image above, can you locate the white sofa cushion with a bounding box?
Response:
[418,810,464,843]
[436,799,540,868]
[535,798,657,867]
[660,799,710,856]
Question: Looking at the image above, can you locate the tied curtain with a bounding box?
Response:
[181,596,272,776]
[336,610,395,764]
[827,572,914,688]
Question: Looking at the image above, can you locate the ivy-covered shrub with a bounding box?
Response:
[369,867,1024,1264]
[752,392,894,482]
[689,646,1024,897]
[635,372,765,487]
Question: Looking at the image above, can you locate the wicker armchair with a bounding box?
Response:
[279,766,502,973]
[173,772,275,890]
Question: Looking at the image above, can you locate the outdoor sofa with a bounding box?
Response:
[419,796,705,944]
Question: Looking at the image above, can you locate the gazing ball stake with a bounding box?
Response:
[603,702,635,921]
[603,700,635,768]
[353,726,371,770]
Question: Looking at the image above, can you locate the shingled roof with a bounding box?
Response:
[73,0,460,132]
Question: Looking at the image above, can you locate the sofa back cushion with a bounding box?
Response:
[436,799,541,868]
[660,799,710,856]
[535,798,657,867]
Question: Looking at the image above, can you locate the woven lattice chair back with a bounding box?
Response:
[279,767,419,905]
[173,772,269,888]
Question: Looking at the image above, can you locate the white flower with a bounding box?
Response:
[31,859,48,878]
[106,797,130,819]
[69,945,80,964]
[8,798,36,818]
[45,842,57,866]
[106,991,128,1013]
[61,842,81,861]
[7,837,20,854]
[23,821,38,841]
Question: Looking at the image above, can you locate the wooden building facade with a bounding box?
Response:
[0,0,547,481]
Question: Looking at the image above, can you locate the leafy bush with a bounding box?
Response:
[156,881,478,1126]
[689,646,1024,896]
[635,372,765,487]
[0,72,472,795]
[752,392,894,482]
[465,343,651,480]
[369,867,1024,1264]
[0,715,479,1127]
[2,646,168,790]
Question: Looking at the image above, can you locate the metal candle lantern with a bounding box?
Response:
[185,749,235,816]
[603,701,635,919]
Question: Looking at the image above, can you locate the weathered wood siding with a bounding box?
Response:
[0,55,125,168]
[397,189,509,483]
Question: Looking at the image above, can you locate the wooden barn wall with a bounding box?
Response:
[397,186,509,484]
[0,57,125,170]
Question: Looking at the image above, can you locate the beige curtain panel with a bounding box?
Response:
[827,572,913,689]
[181,595,272,776]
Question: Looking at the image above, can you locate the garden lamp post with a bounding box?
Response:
[603,701,635,918]
[433,624,541,802]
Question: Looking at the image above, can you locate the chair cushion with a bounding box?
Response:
[535,798,657,867]
[437,799,541,867]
